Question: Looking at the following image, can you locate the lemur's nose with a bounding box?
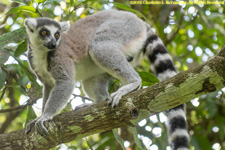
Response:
[46,39,56,49]
[50,42,56,49]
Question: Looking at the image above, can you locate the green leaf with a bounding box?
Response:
[112,129,126,150]
[5,64,22,75]
[36,0,46,3]
[5,6,36,16]
[18,74,30,86]
[0,68,7,89]
[70,0,75,6]
[113,2,146,20]
[20,6,36,13]
[0,50,10,65]
[0,28,27,51]
[5,7,21,15]
[76,0,110,7]
[113,2,132,10]
[45,0,64,3]
[12,0,26,4]
[130,127,147,150]
[195,135,211,150]
[25,106,37,125]
[14,58,40,88]
[14,39,27,57]
[142,81,154,86]
[138,71,159,86]
[18,60,35,82]
[217,116,225,140]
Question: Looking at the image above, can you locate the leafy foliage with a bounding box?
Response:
[0,0,224,150]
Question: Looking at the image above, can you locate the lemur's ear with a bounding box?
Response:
[59,21,70,32]
[24,18,37,32]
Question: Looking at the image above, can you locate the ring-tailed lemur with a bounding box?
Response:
[24,10,189,150]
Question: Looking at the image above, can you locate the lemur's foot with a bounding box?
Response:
[25,117,39,134]
[26,115,52,137]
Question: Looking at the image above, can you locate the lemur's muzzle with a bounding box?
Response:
[44,39,56,50]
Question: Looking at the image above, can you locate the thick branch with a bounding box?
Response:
[0,45,225,150]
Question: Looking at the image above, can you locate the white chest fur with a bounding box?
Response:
[30,47,56,86]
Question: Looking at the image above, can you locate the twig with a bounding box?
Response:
[165,10,199,46]
[165,13,184,46]
[219,91,224,101]
[182,10,199,29]
[0,2,19,26]
[35,3,42,17]
[0,86,7,102]
[66,2,83,20]
[0,97,39,113]
[0,66,10,102]
[72,94,92,101]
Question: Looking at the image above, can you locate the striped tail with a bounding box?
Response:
[143,30,189,150]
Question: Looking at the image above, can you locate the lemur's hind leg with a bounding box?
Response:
[82,74,111,103]
[75,74,111,110]
[89,42,141,108]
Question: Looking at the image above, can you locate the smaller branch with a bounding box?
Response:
[0,15,9,26]
[0,86,7,101]
[182,12,198,28]
[218,90,224,102]
[66,2,83,20]
[165,13,184,46]
[0,97,39,113]
[35,4,42,17]
[0,66,10,102]
[0,2,19,26]
[72,94,92,101]
[165,12,198,46]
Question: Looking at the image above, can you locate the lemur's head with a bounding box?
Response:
[24,18,70,50]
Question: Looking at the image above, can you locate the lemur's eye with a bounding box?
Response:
[55,33,60,39]
[41,30,47,36]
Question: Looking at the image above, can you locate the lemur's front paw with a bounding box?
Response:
[108,91,122,108]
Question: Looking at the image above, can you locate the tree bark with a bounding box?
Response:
[0,45,225,150]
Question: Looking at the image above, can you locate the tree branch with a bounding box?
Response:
[0,45,225,150]
[0,97,39,113]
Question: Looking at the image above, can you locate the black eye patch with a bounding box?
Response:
[39,28,50,38]
[54,31,60,40]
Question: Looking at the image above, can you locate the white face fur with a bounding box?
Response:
[24,18,70,51]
